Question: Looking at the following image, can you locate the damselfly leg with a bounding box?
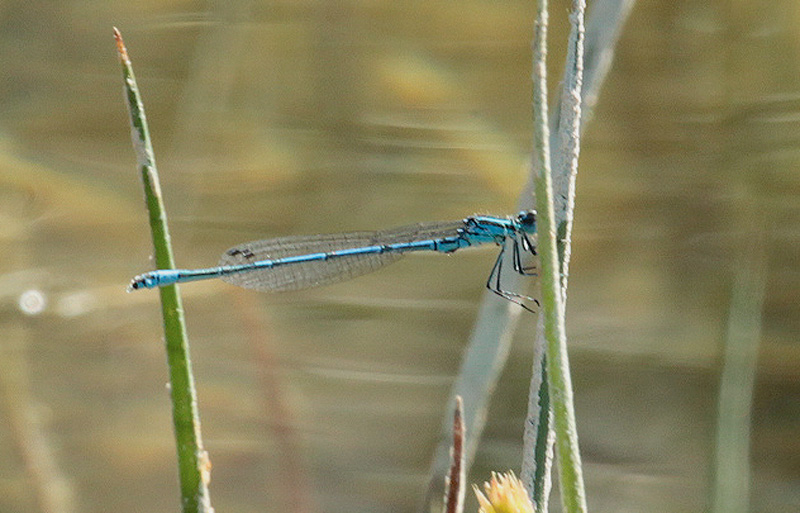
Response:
[486,237,540,313]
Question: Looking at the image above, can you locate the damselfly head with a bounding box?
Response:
[516,210,537,232]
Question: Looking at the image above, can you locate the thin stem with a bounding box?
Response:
[114,28,212,513]
[711,213,767,513]
[528,0,588,512]
[421,2,635,511]
[444,397,466,513]
[522,1,635,509]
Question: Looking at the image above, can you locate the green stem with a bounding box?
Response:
[114,28,212,513]
[523,1,634,510]
[529,1,588,511]
[711,213,766,513]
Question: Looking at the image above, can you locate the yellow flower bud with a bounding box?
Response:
[473,471,535,513]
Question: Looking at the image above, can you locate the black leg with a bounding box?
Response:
[485,241,540,313]
[486,244,504,293]
[512,235,538,276]
[512,238,536,275]
[521,232,536,255]
[494,243,505,292]
[512,238,522,273]
[524,234,539,274]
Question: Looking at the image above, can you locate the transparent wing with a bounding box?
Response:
[219,220,466,292]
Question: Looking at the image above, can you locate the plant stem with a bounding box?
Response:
[114,28,212,513]
[712,213,766,513]
[522,1,635,510]
[528,1,588,511]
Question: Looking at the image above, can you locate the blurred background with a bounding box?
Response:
[1,1,799,512]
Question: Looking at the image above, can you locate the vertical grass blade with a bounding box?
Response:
[114,28,212,513]
[527,0,588,512]
[522,1,635,510]
[443,397,466,513]
[421,3,634,511]
[711,216,767,513]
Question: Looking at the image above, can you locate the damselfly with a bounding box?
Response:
[129,210,539,310]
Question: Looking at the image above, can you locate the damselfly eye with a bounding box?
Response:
[517,210,536,227]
